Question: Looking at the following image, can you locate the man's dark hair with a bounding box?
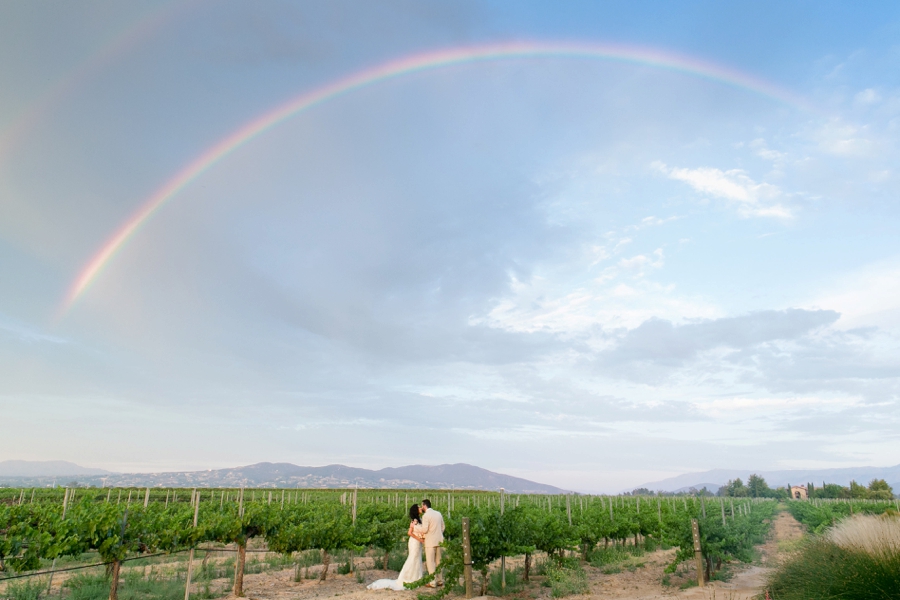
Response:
[421,499,431,508]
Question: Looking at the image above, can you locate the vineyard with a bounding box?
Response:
[784,497,900,534]
[1,487,777,600]
[766,498,900,599]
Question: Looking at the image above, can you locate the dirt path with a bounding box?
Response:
[667,509,805,600]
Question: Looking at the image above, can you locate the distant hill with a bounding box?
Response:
[638,465,900,493]
[0,462,565,493]
[0,460,113,477]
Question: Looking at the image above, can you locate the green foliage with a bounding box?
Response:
[63,573,111,600]
[544,560,589,597]
[1,486,779,599]
[787,498,898,535]
[1,577,47,600]
[588,544,644,568]
[487,566,524,595]
[720,478,748,497]
[386,548,408,571]
[767,537,900,600]
[746,475,772,498]
[807,479,895,500]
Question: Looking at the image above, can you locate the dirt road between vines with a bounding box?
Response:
[217,509,806,600]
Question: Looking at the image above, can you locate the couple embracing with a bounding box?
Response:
[367,499,445,591]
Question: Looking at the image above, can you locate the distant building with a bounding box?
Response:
[789,485,808,500]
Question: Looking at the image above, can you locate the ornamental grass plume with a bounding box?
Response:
[826,514,900,560]
[767,513,900,600]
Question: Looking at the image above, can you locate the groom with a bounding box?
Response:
[419,499,445,587]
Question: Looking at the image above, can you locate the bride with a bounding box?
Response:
[367,504,426,590]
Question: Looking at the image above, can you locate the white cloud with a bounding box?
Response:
[811,119,879,157]
[810,259,900,330]
[618,248,664,271]
[474,271,718,337]
[652,161,793,219]
[854,88,882,106]
[625,215,681,231]
[749,138,786,162]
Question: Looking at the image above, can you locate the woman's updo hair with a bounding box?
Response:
[409,503,421,523]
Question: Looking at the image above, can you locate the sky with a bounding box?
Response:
[2,1,900,493]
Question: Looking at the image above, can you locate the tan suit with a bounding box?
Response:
[421,508,445,583]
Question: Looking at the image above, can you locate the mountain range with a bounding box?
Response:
[0,461,564,493]
[637,465,900,493]
[0,460,112,477]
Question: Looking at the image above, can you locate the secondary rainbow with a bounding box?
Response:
[60,41,813,315]
[0,3,187,166]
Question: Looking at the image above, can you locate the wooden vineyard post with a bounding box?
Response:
[144,487,150,508]
[691,519,704,587]
[233,488,246,597]
[47,489,71,595]
[721,499,726,526]
[352,487,357,524]
[500,489,505,592]
[184,494,201,600]
[462,517,473,599]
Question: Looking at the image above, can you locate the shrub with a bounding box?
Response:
[2,578,47,600]
[545,562,589,598]
[386,549,407,572]
[767,515,900,600]
[487,566,524,595]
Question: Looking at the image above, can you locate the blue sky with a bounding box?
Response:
[2,1,900,492]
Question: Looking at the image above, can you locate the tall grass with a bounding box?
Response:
[1,578,47,600]
[767,515,900,600]
[826,514,900,560]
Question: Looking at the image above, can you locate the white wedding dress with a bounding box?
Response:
[367,531,425,590]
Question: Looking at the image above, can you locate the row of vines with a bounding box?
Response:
[785,497,899,534]
[1,487,777,598]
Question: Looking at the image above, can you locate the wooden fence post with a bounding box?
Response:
[691,519,704,587]
[184,495,201,600]
[462,517,473,599]
[500,489,505,592]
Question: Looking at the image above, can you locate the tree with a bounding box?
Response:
[867,479,894,500]
[816,483,846,499]
[746,475,772,498]
[848,480,869,499]
[720,479,749,497]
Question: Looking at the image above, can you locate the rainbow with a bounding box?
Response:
[59,41,813,315]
